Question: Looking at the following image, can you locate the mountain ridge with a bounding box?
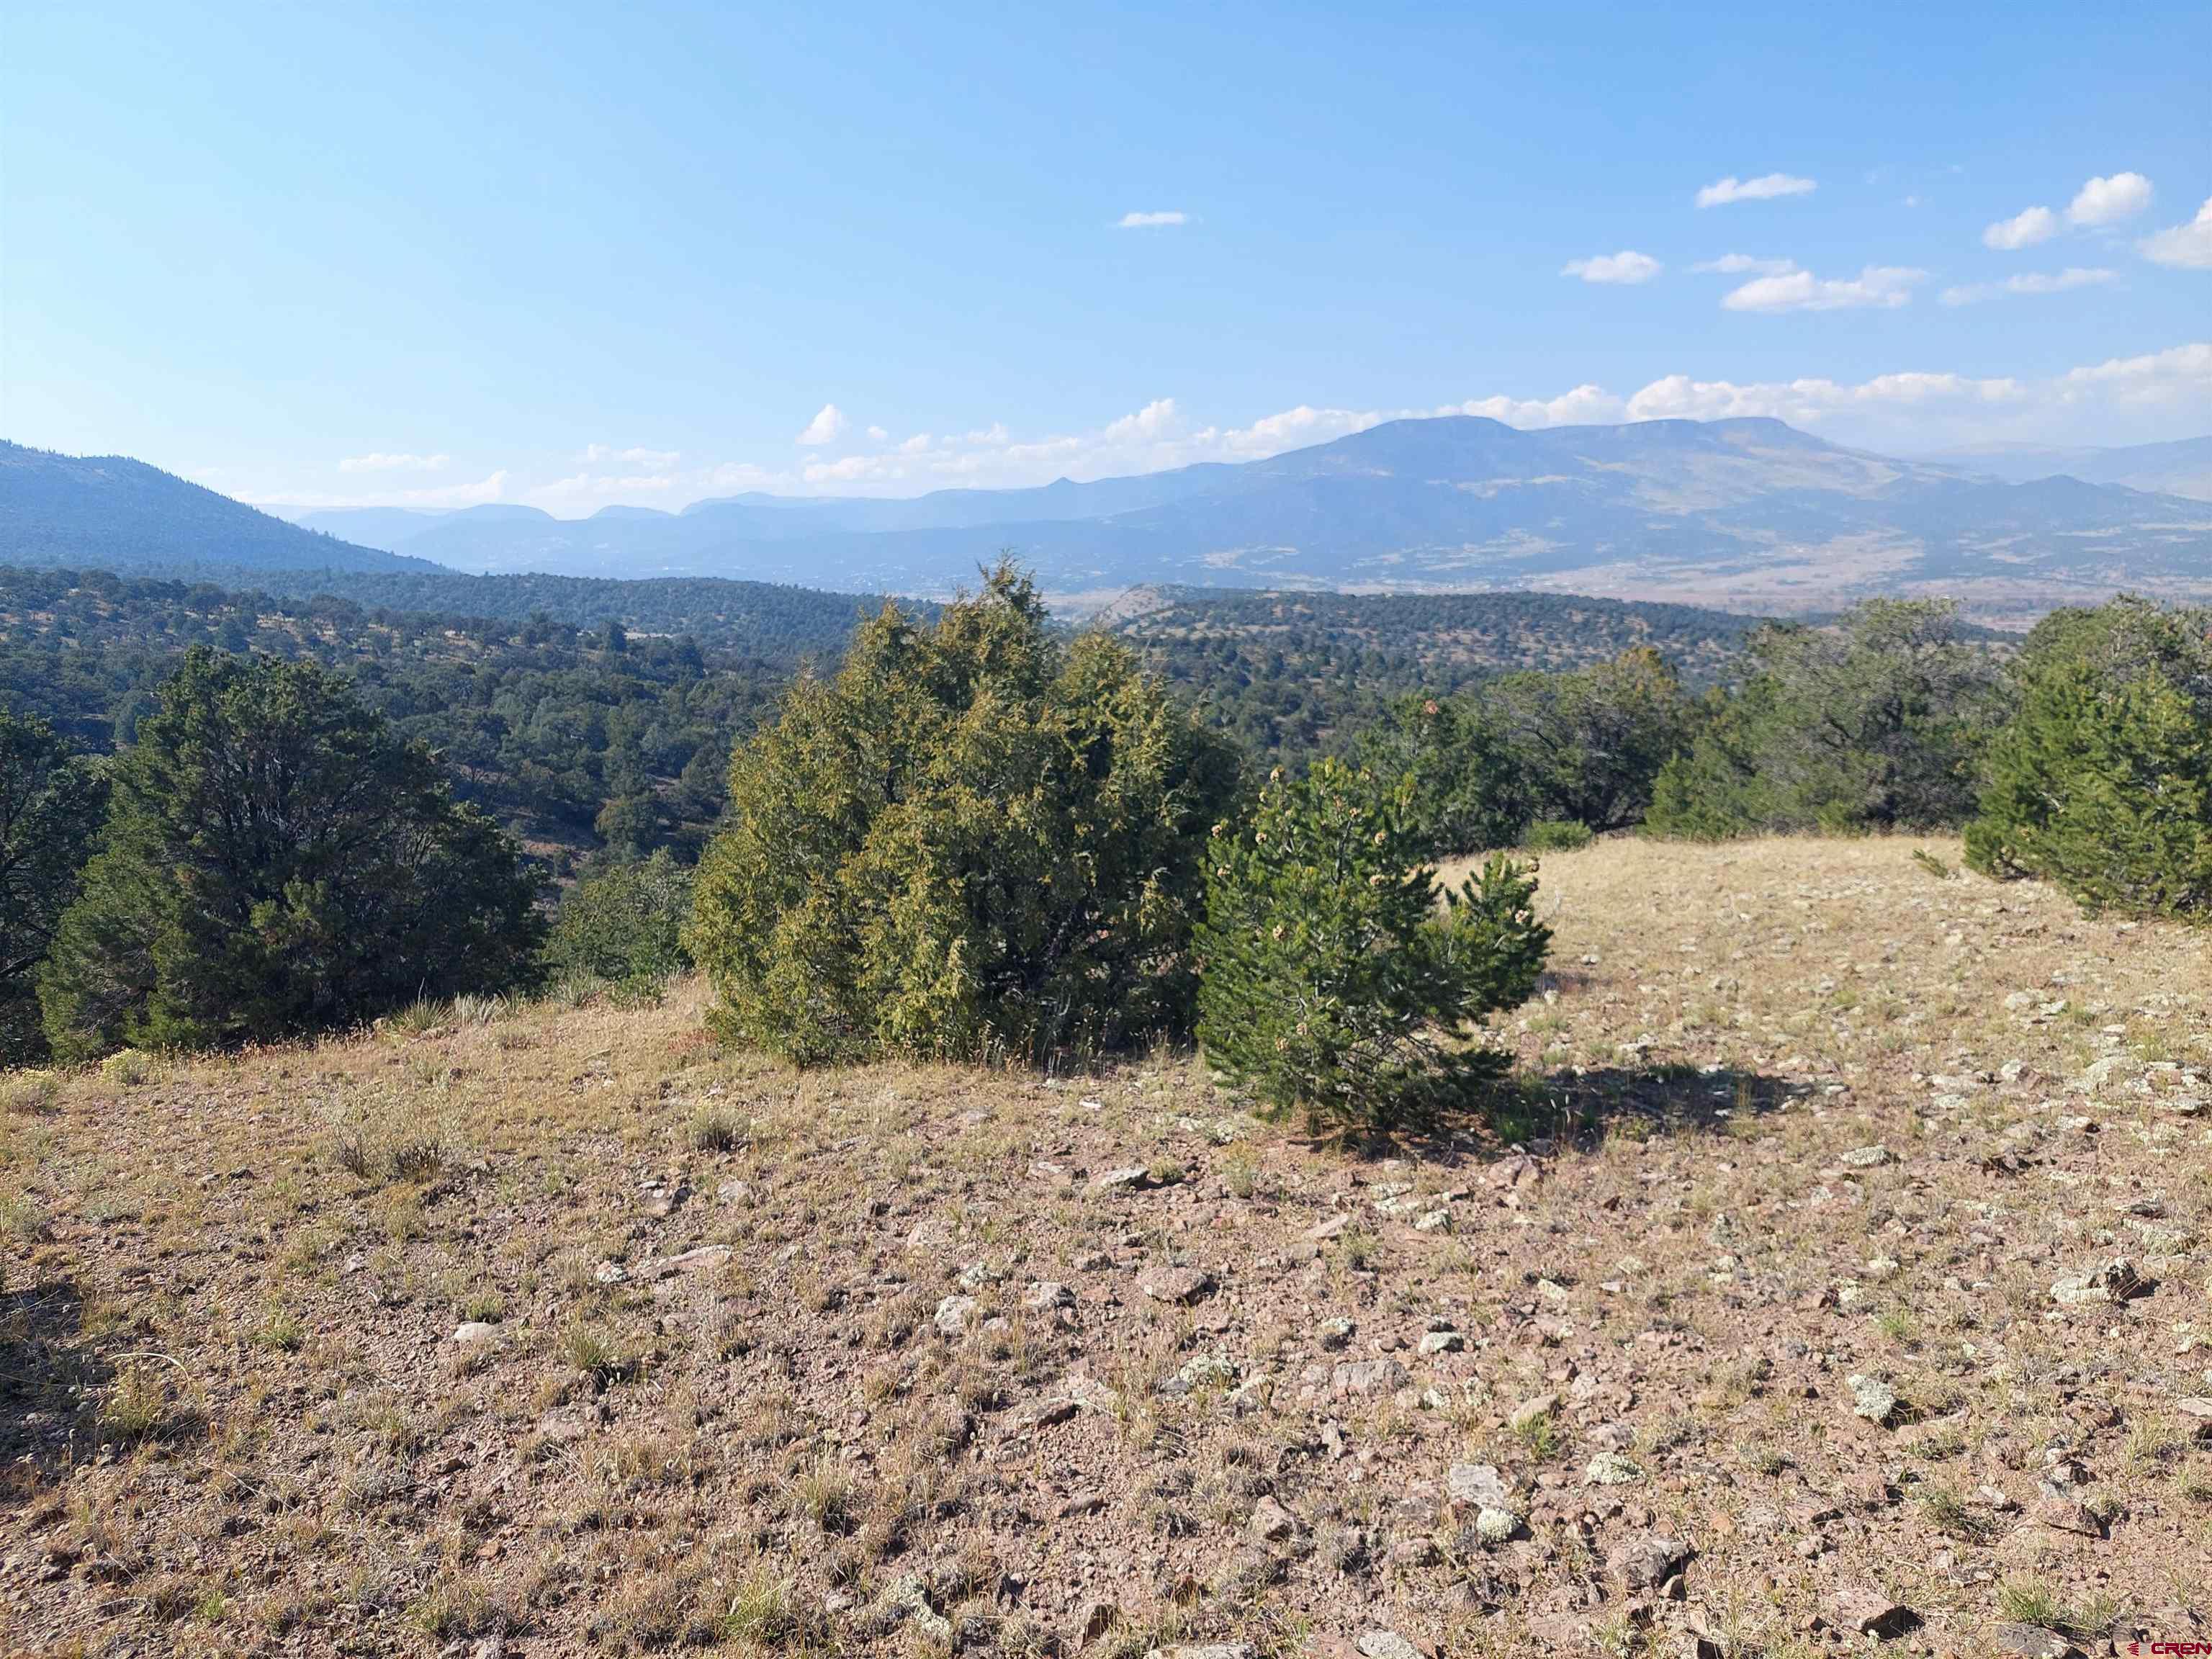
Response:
[0,441,438,574]
[16,419,2212,622]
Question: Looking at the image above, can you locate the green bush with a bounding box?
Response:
[1524,819,1595,853]
[546,850,693,991]
[1966,597,2212,916]
[1645,600,2000,840]
[1364,647,1691,855]
[1195,757,1550,1133]
[686,563,1241,1066]
[37,649,544,1060]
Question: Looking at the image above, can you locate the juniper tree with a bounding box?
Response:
[685,562,1240,1066]
[38,649,544,1059]
[1966,597,2212,916]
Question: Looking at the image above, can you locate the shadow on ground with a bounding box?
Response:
[1492,1063,1804,1151]
[0,1277,103,1485]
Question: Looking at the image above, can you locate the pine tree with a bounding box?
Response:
[1195,757,1550,1133]
[0,709,109,1064]
[37,649,544,1059]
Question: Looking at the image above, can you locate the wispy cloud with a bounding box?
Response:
[2067,171,2152,226]
[1939,267,2116,306]
[1693,253,1796,276]
[338,451,450,473]
[1722,264,1924,313]
[1561,250,1662,284]
[796,403,848,446]
[1695,173,1816,208]
[1982,204,2058,250]
[2140,195,2212,269]
[1115,210,1189,228]
[399,469,505,507]
[581,443,680,469]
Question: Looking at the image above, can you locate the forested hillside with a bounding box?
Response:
[0,441,432,573]
[0,566,812,868]
[1110,585,1770,760]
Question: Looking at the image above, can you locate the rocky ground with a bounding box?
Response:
[2,836,2208,1658]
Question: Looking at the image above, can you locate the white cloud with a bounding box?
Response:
[338,451,449,473]
[400,469,506,507]
[796,403,848,446]
[2139,196,2212,269]
[580,443,680,469]
[1694,253,1796,276]
[1695,173,1816,208]
[1561,250,1662,284]
[1116,210,1189,228]
[2067,171,2152,227]
[533,471,676,501]
[1982,204,2059,250]
[1939,267,2117,306]
[866,425,889,442]
[1722,264,1925,313]
[2053,341,2212,404]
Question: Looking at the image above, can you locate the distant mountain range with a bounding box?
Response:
[10,420,2212,623]
[1910,436,2212,500]
[0,442,434,574]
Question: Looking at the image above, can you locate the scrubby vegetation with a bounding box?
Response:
[543,849,694,996]
[1644,598,2004,838]
[688,564,1241,1067]
[1195,758,1550,1132]
[1968,595,2212,914]
[36,649,543,1060]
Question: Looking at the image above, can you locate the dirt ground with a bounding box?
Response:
[3,836,2208,1658]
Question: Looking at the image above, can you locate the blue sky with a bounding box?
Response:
[5,1,2209,511]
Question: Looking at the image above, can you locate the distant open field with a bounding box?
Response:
[4,837,2208,1656]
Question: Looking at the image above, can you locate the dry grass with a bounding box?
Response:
[4,835,2209,1655]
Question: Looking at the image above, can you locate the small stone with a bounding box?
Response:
[1024,1280,1074,1310]
[1094,1166,1150,1191]
[2030,1496,2104,1537]
[716,1178,754,1205]
[1318,1316,1356,1351]
[1993,1624,2073,1659]
[1841,1144,1895,1169]
[1446,1462,1513,1510]
[1830,1587,1920,1640]
[1413,1209,1452,1233]
[1510,1391,1560,1430]
[1417,1329,1464,1356]
[1004,1396,1078,1432]
[449,1321,498,1344]
[2049,1256,2145,1306]
[656,1244,732,1276]
[1332,1358,1409,1398]
[593,1259,627,1285]
[1159,1353,1236,1397]
[1847,1372,1900,1426]
[933,1294,977,1337]
[1249,1496,1298,1542]
[1609,1535,1690,1592]
[1357,1634,1425,1659]
[1138,1265,1215,1305]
